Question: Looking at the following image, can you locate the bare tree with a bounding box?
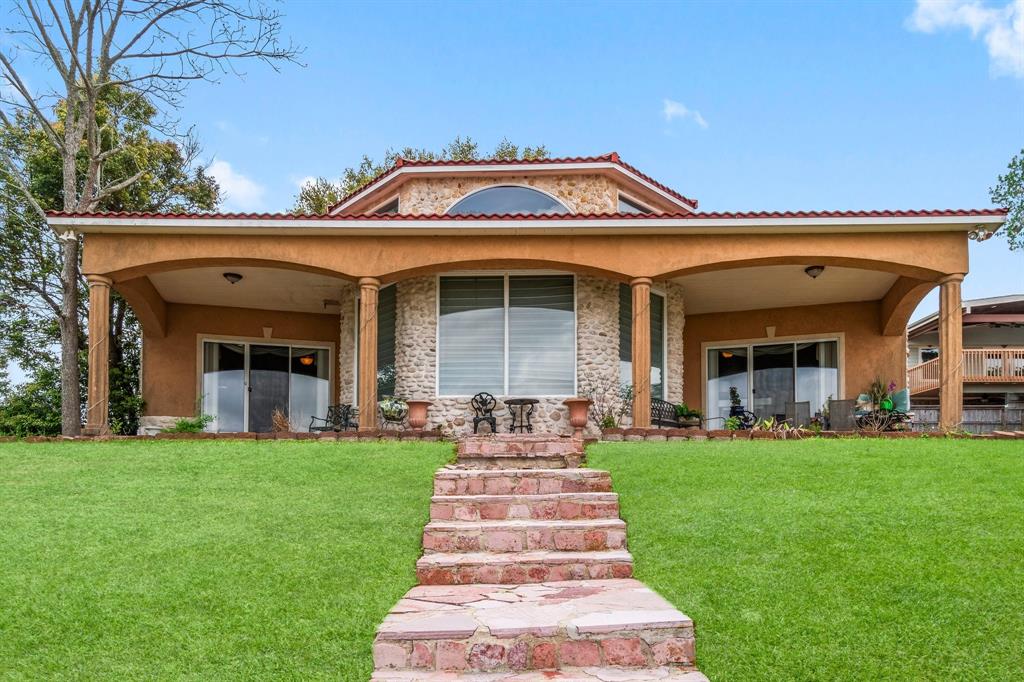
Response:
[0,1,300,434]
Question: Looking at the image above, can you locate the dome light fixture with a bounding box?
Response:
[223,272,243,285]
[298,355,315,366]
[804,265,825,279]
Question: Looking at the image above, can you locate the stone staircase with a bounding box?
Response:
[371,434,706,681]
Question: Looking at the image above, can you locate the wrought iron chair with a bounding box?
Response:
[309,404,358,432]
[471,392,498,434]
[652,398,683,428]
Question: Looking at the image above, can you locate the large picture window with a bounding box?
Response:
[619,284,666,398]
[438,274,575,396]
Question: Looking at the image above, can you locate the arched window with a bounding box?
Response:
[447,186,570,215]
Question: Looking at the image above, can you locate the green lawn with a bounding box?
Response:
[589,439,1024,682]
[0,440,452,680]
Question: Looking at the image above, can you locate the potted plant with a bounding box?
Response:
[674,403,702,428]
[562,397,593,438]
[378,396,408,425]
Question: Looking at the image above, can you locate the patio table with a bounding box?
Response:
[505,398,539,433]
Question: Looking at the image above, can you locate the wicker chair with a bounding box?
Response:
[827,399,856,431]
[785,401,811,428]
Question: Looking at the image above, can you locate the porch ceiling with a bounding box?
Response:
[674,265,898,315]
[148,266,348,314]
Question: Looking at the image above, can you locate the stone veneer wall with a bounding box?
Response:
[337,281,357,404]
[397,175,620,215]
[664,281,686,405]
[340,274,684,437]
[394,277,437,400]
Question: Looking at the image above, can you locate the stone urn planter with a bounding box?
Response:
[405,400,433,431]
[562,398,592,438]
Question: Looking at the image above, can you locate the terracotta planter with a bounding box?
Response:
[562,398,592,438]
[406,400,432,431]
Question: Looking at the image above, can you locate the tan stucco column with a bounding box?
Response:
[358,277,380,430]
[631,277,652,428]
[85,275,112,434]
[938,273,965,430]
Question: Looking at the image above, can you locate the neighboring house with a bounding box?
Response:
[908,294,1024,412]
[46,154,1006,435]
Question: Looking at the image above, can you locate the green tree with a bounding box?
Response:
[990,148,1024,250]
[294,137,550,214]
[1,0,298,434]
[0,88,219,435]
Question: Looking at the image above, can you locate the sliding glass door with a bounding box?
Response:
[752,344,795,421]
[202,341,330,432]
[706,339,839,424]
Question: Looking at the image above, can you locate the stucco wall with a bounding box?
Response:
[397,174,620,215]
[682,300,906,413]
[141,303,339,421]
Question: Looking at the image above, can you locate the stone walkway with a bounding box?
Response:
[371,435,706,681]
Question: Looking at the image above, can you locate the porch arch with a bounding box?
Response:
[380,258,632,284]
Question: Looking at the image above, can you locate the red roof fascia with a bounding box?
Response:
[45,208,1007,221]
[324,152,701,213]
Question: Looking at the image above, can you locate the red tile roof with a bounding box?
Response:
[45,208,1007,221]
[326,152,700,212]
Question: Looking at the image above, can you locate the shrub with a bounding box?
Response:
[163,414,213,433]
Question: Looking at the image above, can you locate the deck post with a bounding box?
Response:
[358,277,381,430]
[938,273,964,431]
[631,277,652,428]
[85,275,113,435]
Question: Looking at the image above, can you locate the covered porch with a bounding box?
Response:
[64,213,989,435]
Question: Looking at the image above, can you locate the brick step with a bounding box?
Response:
[423,519,627,554]
[372,670,710,681]
[416,550,633,585]
[434,469,613,496]
[431,492,620,522]
[457,435,585,470]
[373,579,696,674]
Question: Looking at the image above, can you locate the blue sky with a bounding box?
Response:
[182,0,1022,315]
[4,0,1024,383]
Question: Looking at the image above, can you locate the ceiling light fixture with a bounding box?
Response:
[223,272,243,285]
[721,351,734,359]
[804,265,825,279]
[298,355,314,366]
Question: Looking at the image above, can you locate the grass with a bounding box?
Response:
[0,439,452,680]
[588,439,1024,682]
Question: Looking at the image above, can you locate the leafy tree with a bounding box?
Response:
[0,88,219,435]
[0,0,299,434]
[990,148,1024,250]
[294,137,550,215]
[0,366,63,436]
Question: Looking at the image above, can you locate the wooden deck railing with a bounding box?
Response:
[908,348,1024,395]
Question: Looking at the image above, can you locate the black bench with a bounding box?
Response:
[309,404,358,432]
[652,398,683,428]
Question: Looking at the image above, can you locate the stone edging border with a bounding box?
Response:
[0,430,447,443]
[598,427,1007,440]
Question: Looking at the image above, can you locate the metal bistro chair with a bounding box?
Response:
[785,401,811,429]
[471,392,498,434]
[827,399,856,431]
[309,404,358,432]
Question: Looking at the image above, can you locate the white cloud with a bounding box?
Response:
[662,99,709,129]
[907,0,1024,78]
[293,175,318,190]
[208,159,266,211]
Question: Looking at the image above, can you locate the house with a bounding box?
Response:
[907,294,1024,431]
[46,154,1006,435]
